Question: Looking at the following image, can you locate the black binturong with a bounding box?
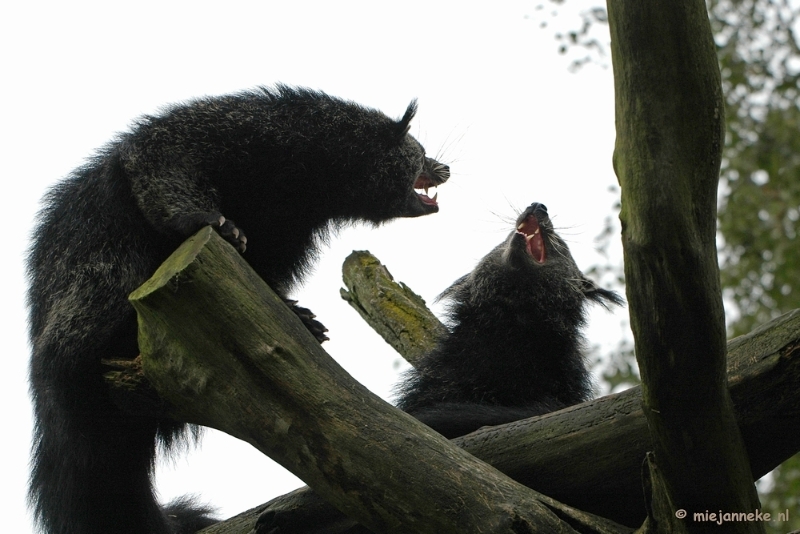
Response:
[396,202,622,439]
[26,85,449,534]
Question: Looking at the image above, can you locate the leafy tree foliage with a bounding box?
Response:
[710,0,800,338]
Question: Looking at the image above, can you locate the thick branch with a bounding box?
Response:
[607,1,761,531]
[129,227,619,534]
[340,250,445,365]
[192,309,800,532]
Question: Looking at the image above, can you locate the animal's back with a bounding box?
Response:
[27,86,449,533]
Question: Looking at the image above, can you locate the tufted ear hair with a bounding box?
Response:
[394,99,418,139]
[578,276,625,309]
[436,274,468,303]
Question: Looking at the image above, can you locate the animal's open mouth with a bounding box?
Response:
[516,215,546,264]
[413,158,449,212]
[414,174,440,207]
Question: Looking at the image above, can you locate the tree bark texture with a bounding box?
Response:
[340,250,446,366]
[129,227,619,534]
[191,309,800,532]
[607,1,763,531]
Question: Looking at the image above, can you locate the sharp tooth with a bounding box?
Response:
[525,229,540,241]
[517,223,525,231]
[432,192,438,202]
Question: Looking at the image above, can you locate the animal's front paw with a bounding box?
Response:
[197,213,249,253]
[208,215,247,253]
[171,212,248,253]
[284,299,329,343]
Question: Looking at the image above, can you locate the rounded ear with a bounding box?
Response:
[394,99,418,139]
[579,277,625,308]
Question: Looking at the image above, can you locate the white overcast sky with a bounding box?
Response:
[1,1,630,531]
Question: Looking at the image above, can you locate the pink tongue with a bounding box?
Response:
[417,192,437,206]
[518,215,546,263]
[414,174,438,206]
[528,231,546,263]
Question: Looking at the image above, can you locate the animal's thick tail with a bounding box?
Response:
[164,496,218,534]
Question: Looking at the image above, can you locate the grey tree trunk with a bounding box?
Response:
[606,0,763,531]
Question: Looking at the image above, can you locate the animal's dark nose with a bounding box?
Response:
[528,202,548,214]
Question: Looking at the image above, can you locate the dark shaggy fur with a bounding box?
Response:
[27,85,449,534]
[255,202,621,533]
[396,202,622,438]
